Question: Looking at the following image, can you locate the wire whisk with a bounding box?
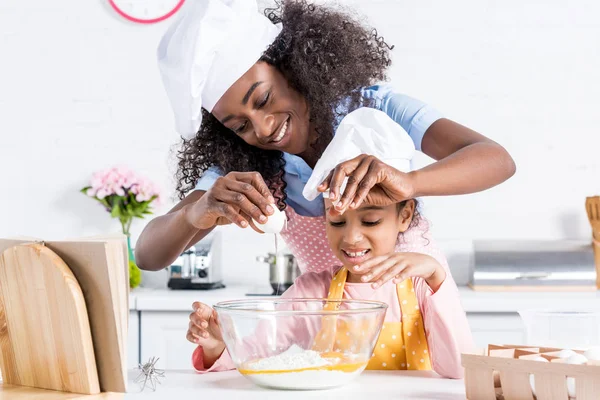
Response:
[134,357,165,391]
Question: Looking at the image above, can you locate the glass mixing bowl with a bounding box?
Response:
[214,299,387,390]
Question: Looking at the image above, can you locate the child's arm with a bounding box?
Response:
[187,302,234,373]
[412,250,475,379]
[192,344,234,373]
[352,245,474,378]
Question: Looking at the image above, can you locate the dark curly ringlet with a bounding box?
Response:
[175,0,394,210]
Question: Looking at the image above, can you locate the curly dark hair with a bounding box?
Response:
[175,0,394,208]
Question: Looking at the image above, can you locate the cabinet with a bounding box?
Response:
[467,312,525,349]
[128,311,140,368]
[139,311,198,370]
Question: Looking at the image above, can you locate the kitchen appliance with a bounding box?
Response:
[469,240,597,291]
[168,232,225,290]
[256,252,301,295]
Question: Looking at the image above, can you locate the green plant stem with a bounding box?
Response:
[121,218,133,236]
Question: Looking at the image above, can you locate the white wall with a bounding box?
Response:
[1,0,599,286]
[0,0,178,241]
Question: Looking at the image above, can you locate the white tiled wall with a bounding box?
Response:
[1,1,599,287]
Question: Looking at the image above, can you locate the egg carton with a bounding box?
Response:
[461,344,600,400]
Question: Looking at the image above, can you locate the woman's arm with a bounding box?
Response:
[414,118,516,197]
[135,190,213,272]
[135,172,275,271]
[334,86,516,203]
[320,119,515,212]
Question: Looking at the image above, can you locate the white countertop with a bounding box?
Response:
[123,370,465,399]
[0,370,465,399]
[129,285,600,313]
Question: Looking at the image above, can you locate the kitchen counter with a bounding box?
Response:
[128,293,136,311]
[130,285,600,312]
[0,370,465,399]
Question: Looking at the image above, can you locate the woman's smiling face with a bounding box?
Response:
[211,61,313,155]
[324,199,415,268]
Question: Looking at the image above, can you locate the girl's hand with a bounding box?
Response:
[187,302,225,363]
[318,155,416,215]
[185,171,275,233]
[351,252,446,292]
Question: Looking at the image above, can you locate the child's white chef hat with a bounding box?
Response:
[157,0,282,139]
[303,107,416,202]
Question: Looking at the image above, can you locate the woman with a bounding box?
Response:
[136,0,515,283]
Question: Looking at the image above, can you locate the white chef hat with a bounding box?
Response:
[157,0,282,139]
[303,107,416,202]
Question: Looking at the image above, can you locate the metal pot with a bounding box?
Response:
[256,253,301,295]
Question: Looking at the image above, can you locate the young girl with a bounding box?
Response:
[186,196,475,379]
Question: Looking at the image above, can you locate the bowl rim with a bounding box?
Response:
[213,298,388,316]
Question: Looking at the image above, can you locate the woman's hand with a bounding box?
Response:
[349,252,446,292]
[187,302,226,365]
[318,155,415,215]
[184,171,275,232]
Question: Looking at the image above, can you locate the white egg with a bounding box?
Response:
[566,354,588,364]
[529,356,549,397]
[556,349,577,359]
[252,205,287,234]
[565,354,588,398]
[583,346,600,361]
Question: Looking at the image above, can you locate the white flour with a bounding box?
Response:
[241,345,365,390]
[245,345,331,371]
[246,369,363,390]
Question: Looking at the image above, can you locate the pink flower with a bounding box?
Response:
[96,188,108,199]
[130,176,161,203]
[114,166,137,189]
[85,166,160,205]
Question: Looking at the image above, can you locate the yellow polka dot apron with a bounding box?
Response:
[313,267,432,370]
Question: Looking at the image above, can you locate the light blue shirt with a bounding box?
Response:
[195,84,443,217]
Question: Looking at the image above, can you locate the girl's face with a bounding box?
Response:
[212,61,312,155]
[324,199,415,268]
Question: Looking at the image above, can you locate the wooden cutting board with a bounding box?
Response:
[0,243,100,394]
[0,383,122,399]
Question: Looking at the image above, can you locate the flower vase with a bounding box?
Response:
[126,235,135,262]
[126,234,142,289]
